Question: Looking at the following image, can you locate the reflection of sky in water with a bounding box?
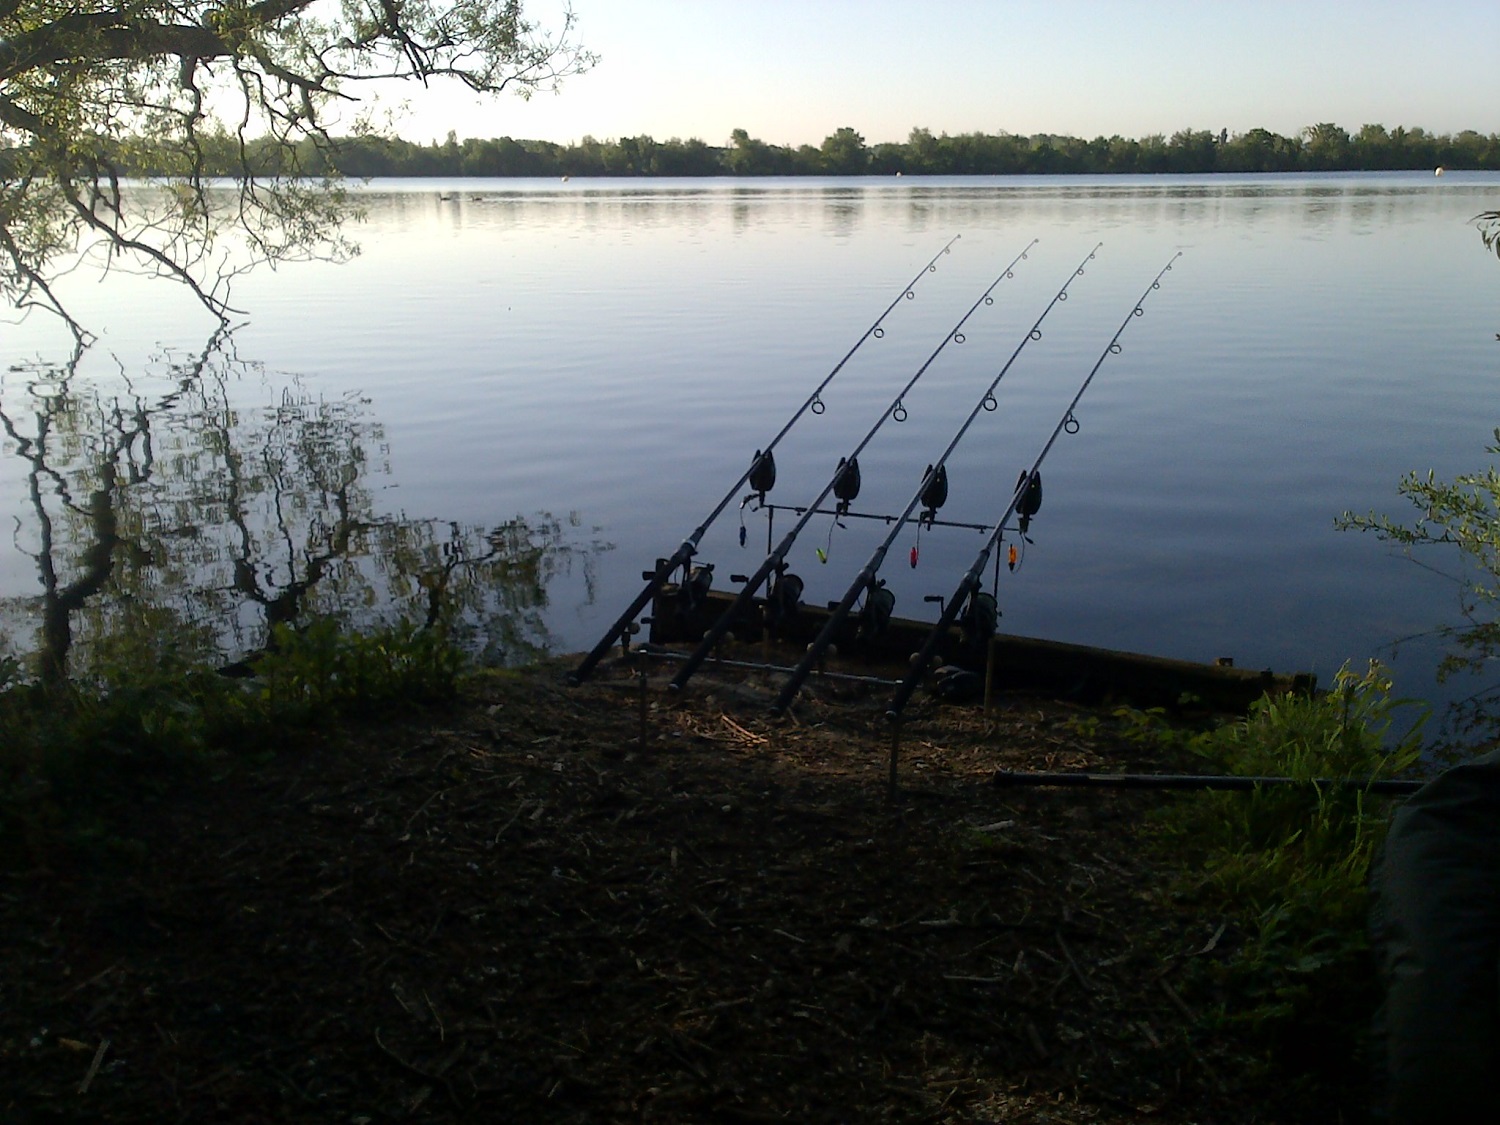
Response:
[2,172,1498,726]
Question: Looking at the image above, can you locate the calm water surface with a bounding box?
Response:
[2,173,1497,726]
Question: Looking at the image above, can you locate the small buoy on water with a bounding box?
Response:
[562,175,570,182]
[1435,166,1445,176]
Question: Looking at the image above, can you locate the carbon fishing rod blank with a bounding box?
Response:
[992,770,1424,795]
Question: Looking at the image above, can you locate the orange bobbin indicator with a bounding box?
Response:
[1008,544,1019,571]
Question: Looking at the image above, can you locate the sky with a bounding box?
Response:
[372,0,1500,148]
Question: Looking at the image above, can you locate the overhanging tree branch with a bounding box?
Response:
[0,0,595,328]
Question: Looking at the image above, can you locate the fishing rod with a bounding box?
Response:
[991,769,1424,795]
[568,234,961,685]
[770,244,1102,717]
[885,252,1182,723]
[667,238,1041,693]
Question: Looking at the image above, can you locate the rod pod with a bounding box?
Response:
[885,252,1183,722]
[568,235,961,685]
[668,239,1041,693]
[769,244,1102,717]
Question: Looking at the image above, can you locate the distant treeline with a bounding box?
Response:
[125,123,1500,178]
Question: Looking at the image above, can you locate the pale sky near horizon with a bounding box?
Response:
[368,0,1500,147]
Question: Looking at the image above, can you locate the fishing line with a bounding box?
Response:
[569,234,962,684]
[884,252,1183,723]
[667,238,1040,693]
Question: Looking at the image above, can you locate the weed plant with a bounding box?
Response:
[1125,662,1425,1100]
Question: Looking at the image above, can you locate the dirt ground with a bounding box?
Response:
[1,654,1345,1123]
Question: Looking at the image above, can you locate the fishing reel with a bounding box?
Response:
[856,578,896,645]
[673,561,714,620]
[960,588,999,656]
[766,562,805,630]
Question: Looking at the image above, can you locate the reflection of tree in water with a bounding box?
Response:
[1477,209,1500,341]
[1477,210,1500,259]
[0,333,604,683]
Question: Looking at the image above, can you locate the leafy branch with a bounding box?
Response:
[1337,432,1500,738]
[0,0,594,333]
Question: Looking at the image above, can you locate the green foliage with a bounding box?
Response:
[819,127,870,175]
[1338,431,1500,739]
[0,619,462,868]
[1130,663,1424,1092]
[1,0,593,329]
[1476,210,1500,260]
[1160,663,1422,920]
[0,651,19,692]
[101,121,1500,181]
[252,619,462,727]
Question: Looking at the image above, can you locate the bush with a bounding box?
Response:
[0,619,462,868]
[1338,431,1500,742]
[1130,663,1425,1100]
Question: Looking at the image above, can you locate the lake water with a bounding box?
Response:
[2,173,1497,731]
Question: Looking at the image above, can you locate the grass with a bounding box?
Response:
[0,618,462,870]
[1123,661,1426,1106]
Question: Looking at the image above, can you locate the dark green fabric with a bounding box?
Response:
[1371,748,1500,1124]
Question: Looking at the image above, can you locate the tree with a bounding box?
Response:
[1220,127,1301,173]
[1338,446,1500,742]
[0,0,594,335]
[1354,123,1393,169]
[725,127,776,175]
[819,127,868,175]
[1166,128,1218,173]
[1302,122,1352,170]
[904,127,942,174]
